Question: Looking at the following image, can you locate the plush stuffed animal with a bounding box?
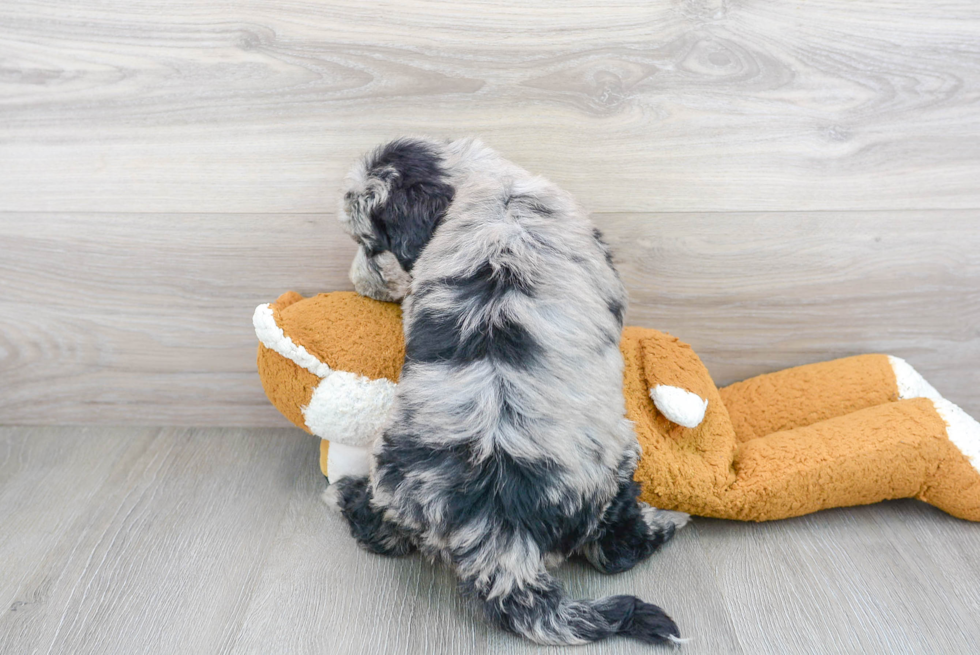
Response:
[254,291,980,522]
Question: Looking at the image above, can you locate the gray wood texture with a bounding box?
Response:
[1,211,978,423]
[2,426,979,654]
[2,0,980,214]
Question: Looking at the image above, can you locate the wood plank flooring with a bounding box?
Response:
[2,426,979,654]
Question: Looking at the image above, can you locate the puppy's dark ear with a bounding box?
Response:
[375,181,454,271]
[370,140,455,272]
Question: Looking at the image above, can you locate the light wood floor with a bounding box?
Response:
[2,426,979,655]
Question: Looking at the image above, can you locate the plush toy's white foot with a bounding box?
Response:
[932,397,980,475]
[649,385,708,428]
[326,442,371,482]
[888,356,980,474]
[916,396,980,521]
[889,356,942,401]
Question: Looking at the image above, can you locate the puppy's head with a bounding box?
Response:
[340,138,455,302]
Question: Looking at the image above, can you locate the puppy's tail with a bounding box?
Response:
[468,569,681,646]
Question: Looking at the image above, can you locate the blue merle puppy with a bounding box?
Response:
[326,137,689,646]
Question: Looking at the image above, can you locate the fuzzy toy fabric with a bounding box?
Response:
[254,291,980,522]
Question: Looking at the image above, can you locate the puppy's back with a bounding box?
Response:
[375,153,635,550]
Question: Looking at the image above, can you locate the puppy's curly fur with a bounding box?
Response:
[330,137,687,645]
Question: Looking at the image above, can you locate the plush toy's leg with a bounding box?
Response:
[319,439,330,478]
[321,441,371,483]
[919,397,980,520]
[887,355,942,401]
[719,354,906,442]
[725,397,980,521]
[576,479,689,574]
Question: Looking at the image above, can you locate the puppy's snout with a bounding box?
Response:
[349,248,412,303]
[349,247,383,299]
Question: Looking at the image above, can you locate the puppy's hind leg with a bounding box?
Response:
[577,479,689,574]
[324,477,416,557]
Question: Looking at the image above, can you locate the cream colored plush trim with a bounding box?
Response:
[932,398,980,475]
[302,371,396,446]
[253,303,333,378]
[650,385,708,429]
[889,356,942,401]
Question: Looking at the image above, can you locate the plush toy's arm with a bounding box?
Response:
[639,331,713,428]
[302,370,396,446]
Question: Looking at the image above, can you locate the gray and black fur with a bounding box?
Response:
[329,137,688,646]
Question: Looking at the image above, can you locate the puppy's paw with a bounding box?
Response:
[321,483,343,513]
[640,504,691,536]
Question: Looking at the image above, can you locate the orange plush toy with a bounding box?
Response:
[254,291,980,522]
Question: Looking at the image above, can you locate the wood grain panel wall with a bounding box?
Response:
[1,212,977,424]
[1,0,978,424]
[1,0,979,213]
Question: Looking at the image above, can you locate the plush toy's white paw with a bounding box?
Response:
[650,385,708,428]
[889,356,942,401]
[932,397,980,474]
[325,442,371,482]
[888,357,980,473]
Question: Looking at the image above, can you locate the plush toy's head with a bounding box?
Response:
[254,291,404,449]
